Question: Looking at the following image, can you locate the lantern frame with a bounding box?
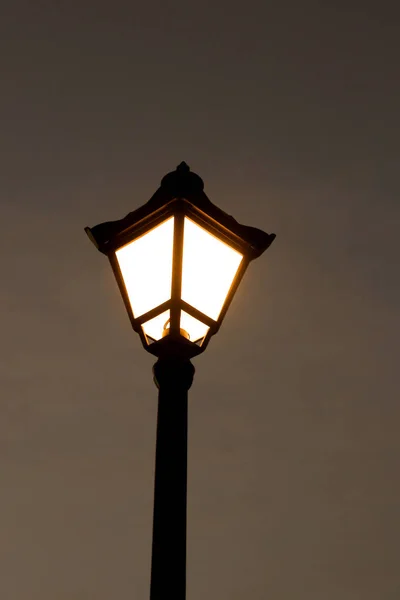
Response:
[85,163,275,360]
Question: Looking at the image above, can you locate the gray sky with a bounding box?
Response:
[1,1,399,598]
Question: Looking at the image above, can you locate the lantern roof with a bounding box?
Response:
[85,162,276,258]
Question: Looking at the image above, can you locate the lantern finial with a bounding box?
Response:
[161,162,204,194]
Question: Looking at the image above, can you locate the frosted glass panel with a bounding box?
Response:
[180,311,209,342]
[142,310,170,341]
[116,218,174,318]
[181,218,243,320]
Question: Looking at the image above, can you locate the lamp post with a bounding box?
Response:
[85,163,275,599]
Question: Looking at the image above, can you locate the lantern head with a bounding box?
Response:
[85,163,275,359]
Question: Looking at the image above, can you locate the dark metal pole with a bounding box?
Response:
[150,357,195,600]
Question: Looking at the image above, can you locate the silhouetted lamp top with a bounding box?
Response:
[85,163,275,359]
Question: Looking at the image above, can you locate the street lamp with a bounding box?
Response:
[85,162,275,599]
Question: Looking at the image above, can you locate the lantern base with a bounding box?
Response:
[145,331,203,360]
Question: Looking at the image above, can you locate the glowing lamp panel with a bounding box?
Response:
[180,311,209,343]
[142,310,208,345]
[115,218,174,318]
[181,218,243,321]
[142,310,170,342]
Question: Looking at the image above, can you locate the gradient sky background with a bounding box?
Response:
[1,1,399,598]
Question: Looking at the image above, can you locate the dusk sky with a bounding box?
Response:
[1,1,400,598]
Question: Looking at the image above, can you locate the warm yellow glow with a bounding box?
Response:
[143,310,208,343]
[142,310,170,341]
[180,311,209,342]
[181,218,243,320]
[115,218,174,318]
[116,215,242,346]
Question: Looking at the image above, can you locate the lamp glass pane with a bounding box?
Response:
[182,218,243,320]
[142,310,170,342]
[115,217,174,318]
[180,310,209,343]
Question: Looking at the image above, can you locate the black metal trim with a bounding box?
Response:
[134,300,172,326]
[109,207,176,254]
[216,258,250,326]
[179,300,218,330]
[170,209,184,335]
[182,206,248,257]
[108,254,139,332]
